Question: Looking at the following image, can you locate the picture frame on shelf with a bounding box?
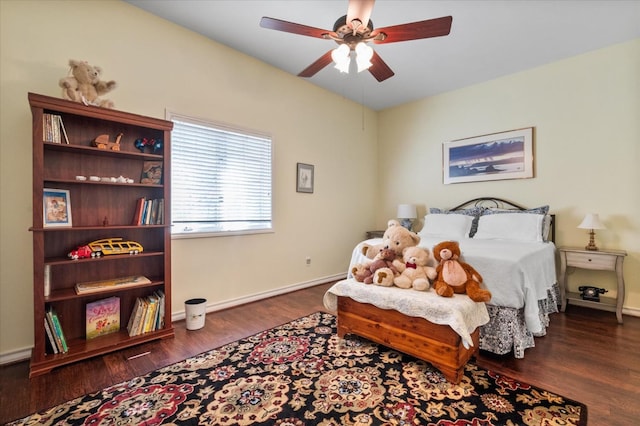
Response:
[443,127,534,184]
[296,163,314,193]
[140,161,163,184]
[43,188,72,227]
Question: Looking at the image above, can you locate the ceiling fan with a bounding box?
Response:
[260,0,452,82]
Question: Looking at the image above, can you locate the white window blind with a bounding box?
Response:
[170,114,272,236]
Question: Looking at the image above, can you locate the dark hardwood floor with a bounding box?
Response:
[1,281,639,424]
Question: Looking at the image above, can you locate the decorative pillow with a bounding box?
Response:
[542,214,552,242]
[429,207,484,237]
[473,213,544,242]
[419,213,474,239]
[482,205,551,240]
[482,205,549,216]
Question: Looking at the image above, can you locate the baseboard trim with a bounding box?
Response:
[171,273,346,322]
[623,306,640,317]
[0,275,346,366]
[0,346,33,367]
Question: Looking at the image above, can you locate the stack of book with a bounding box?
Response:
[132,198,164,225]
[42,113,69,144]
[127,290,165,337]
[44,307,68,354]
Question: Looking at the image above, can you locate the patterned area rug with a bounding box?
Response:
[9,312,587,425]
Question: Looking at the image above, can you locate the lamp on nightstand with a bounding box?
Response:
[397,204,417,231]
[577,213,605,251]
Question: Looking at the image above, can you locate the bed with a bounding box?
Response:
[324,198,560,376]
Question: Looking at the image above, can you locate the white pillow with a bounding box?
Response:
[473,213,544,242]
[419,213,474,239]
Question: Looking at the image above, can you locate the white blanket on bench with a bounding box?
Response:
[323,279,490,349]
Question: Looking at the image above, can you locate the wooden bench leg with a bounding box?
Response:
[434,363,464,384]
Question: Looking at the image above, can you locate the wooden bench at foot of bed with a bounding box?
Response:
[337,296,479,384]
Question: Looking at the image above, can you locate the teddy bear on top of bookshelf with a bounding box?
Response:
[59,59,117,108]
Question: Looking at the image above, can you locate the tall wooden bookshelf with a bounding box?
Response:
[28,93,174,377]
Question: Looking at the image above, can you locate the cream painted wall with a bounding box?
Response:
[0,1,378,358]
[378,39,640,312]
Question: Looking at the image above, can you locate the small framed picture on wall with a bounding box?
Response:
[296,163,314,193]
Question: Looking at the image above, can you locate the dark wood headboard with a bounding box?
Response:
[450,197,555,243]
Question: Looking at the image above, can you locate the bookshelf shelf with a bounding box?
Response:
[42,178,164,188]
[45,279,164,302]
[30,327,175,378]
[31,225,169,233]
[44,251,165,265]
[44,141,164,161]
[29,92,174,377]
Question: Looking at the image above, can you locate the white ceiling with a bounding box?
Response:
[125,0,640,111]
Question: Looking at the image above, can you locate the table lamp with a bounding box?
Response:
[577,213,605,251]
[397,204,417,230]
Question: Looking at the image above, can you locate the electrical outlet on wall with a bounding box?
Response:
[306,256,311,265]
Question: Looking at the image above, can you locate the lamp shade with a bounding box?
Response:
[577,213,605,230]
[331,44,350,73]
[397,204,417,219]
[355,42,373,72]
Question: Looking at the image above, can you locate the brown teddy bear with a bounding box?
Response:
[59,59,116,108]
[352,248,399,284]
[393,246,437,291]
[432,240,491,302]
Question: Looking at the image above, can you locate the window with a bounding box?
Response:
[168,112,272,237]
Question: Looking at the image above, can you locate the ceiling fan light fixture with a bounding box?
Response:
[355,42,373,72]
[331,44,351,73]
[261,1,453,82]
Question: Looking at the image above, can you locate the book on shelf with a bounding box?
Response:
[44,318,58,354]
[42,114,69,144]
[132,197,145,225]
[140,161,163,185]
[126,297,144,336]
[127,291,165,337]
[46,307,68,353]
[59,116,69,144]
[86,297,120,340]
[75,276,152,295]
[155,290,165,329]
[157,199,165,225]
[142,294,158,333]
[132,198,164,225]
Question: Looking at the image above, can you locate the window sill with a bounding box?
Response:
[171,222,273,239]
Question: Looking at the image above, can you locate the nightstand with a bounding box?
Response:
[366,230,385,239]
[558,247,627,324]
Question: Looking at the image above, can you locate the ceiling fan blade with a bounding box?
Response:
[260,17,335,39]
[346,0,375,31]
[368,50,394,82]
[298,50,334,78]
[372,16,453,44]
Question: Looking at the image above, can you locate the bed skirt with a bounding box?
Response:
[480,283,560,358]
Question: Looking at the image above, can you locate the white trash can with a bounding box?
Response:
[185,298,207,330]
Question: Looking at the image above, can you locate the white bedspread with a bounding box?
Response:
[323,279,490,349]
[345,237,557,334]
